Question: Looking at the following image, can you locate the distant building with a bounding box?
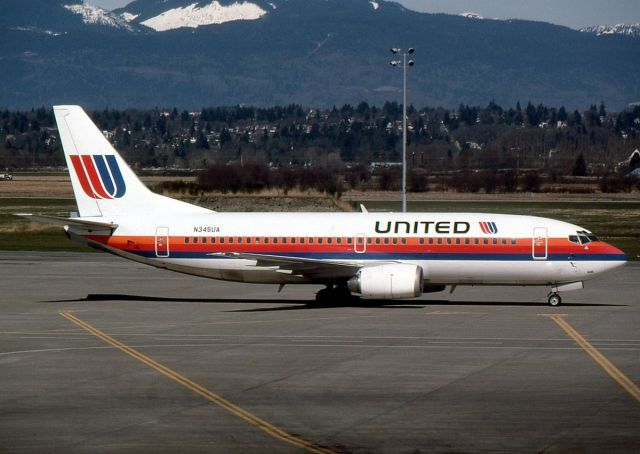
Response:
[370,161,402,169]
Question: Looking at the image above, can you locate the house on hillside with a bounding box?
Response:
[627,149,640,171]
[617,148,640,171]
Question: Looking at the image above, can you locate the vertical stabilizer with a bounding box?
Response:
[54,105,210,219]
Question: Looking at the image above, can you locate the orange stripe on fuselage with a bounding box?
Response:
[82,235,615,257]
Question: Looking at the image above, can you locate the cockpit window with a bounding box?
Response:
[570,230,599,245]
[578,235,590,244]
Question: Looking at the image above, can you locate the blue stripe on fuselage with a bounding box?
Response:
[124,250,627,262]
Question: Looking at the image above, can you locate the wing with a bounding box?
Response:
[213,252,369,279]
[15,214,118,230]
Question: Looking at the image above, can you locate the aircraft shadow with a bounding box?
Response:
[42,293,626,311]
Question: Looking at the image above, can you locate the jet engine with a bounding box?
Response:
[347,264,423,299]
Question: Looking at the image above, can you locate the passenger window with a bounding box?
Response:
[465,238,470,245]
[419,238,424,245]
[229,238,234,244]
[367,238,372,244]
[376,238,381,244]
[384,238,389,244]
[273,238,278,244]
[291,238,296,244]
[220,237,225,244]
[501,239,506,245]
[456,238,461,245]
[202,237,207,244]
[437,238,442,245]
[446,238,451,245]
[511,239,516,245]
[317,238,322,244]
[429,238,434,245]
[184,237,189,243]
[337,238,342,244]
[211,237,216,243]
[474,238,479,245]
[193,237,199,244]
[300,238,305,244]
[309,238,314,244]
[264,238,269,244]
[401,238,406,244]
[237,237,242,243]
[493,238,498,245]
[282,238,287,244]
[483,239,489,245]
[348,238,353,244]
[246,238,251,244]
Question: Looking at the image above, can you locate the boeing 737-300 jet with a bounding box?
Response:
[18,106,627,306]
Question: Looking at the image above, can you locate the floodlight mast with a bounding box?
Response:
[389,47,414,212]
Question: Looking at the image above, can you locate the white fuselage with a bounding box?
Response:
[73,211,626,287]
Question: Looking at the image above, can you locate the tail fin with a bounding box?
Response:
[54,105,210,218]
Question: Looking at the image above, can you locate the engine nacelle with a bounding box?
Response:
[348,264,423,299]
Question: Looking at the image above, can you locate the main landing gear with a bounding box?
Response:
[547,292,562,307]
[315,283,356,304]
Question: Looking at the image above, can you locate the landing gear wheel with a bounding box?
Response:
[333,282,353,301]
[315,283,356,304]
[315,287,332,303]
[548,293,562,307]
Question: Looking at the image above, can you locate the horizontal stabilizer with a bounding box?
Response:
[15,214,118,229]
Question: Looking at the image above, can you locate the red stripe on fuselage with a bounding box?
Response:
[82,235,621,258]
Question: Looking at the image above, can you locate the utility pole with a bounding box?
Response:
[390,47,414,212]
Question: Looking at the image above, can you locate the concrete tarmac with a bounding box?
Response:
[1,252,639,453]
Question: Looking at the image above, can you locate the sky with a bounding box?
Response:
[92,0,640,30]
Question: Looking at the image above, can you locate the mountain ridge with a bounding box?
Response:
[0,0,639,110]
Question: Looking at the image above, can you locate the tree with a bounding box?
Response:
[599,102,606,118]
[521,173,541,192]
[572,153,587,176]
[630,151,640,171]
[558,106,568,122]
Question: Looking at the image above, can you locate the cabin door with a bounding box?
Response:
[155,226,170,258]
[354,234,367,254]
[532,227,547,260]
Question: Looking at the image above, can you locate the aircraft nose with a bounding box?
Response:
[602,241,627,269]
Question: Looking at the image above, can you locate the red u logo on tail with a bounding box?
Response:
[70,154,126,199]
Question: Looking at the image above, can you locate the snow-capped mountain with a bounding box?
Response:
[580,23,640,38]
[139,1,268,32]
[1,0,639,109]
[63,3,136,31]
[459,12,483,20]
[117,0,384,32]
[0,0,142,33]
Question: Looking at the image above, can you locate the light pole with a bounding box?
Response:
[390,47,414,212]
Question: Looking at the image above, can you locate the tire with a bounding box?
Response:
[548,293,562,306]
[315,288,332,302]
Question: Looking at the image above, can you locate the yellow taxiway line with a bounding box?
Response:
[59,310,335,454]
[551,315,640,403]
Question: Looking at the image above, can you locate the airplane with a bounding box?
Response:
[18,105,627,306]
